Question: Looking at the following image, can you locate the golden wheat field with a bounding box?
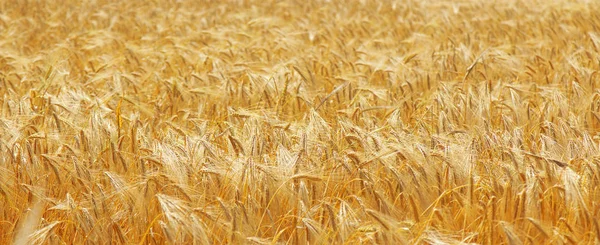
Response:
[2,0,600,244]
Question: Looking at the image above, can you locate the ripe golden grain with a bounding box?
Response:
[1,0,600,244]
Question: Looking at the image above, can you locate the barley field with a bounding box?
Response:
[1,0,600,244]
